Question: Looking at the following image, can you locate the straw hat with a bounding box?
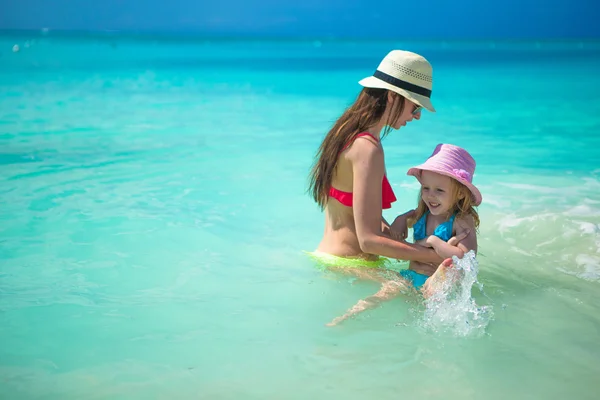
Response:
[359,50,435,113]
[407,143,482,206]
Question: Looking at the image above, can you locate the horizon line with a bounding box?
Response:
[1,28,599,42]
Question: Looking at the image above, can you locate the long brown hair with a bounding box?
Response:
[308,88,406,209]
[408,178,480,229]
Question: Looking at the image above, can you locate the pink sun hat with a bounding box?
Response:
[407,143,482,206]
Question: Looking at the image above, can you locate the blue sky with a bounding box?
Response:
[1,0,598,39]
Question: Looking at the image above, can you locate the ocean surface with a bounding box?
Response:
[1,32,600,399]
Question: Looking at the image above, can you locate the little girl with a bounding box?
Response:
[327,143,482,326]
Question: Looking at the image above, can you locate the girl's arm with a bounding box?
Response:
[426,215,477,259]
[426,236,465,259]
[381,216,391,236]
[389,209,415,241]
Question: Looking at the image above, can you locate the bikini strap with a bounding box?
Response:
[340,132,379,153]
[448,213,456,224]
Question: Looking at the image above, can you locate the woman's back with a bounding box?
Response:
[316,134,382,259]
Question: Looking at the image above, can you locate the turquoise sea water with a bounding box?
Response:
[1,33,600,399]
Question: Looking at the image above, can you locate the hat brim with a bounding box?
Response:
[358,76,436,113]
[407,166,482,206]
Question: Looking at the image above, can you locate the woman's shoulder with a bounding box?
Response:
[344,134,383,160]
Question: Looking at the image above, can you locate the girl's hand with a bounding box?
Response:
[447,230,470,247]
[390,209,414,241]
[426,235,442,248]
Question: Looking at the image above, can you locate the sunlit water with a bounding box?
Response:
[420,251,494,338]
[1,33,600,399]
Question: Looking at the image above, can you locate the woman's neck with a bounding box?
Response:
[366,125,383,140]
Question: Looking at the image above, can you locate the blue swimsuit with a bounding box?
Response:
[413,212,456,242]
[399,212,456,288]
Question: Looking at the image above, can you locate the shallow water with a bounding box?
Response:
[1,33,600,399]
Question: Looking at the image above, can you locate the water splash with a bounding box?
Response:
[419,251,493,338]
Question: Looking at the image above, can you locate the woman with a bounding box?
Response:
[307,50,467,282]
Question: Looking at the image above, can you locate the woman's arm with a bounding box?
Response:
[348,139,443,264]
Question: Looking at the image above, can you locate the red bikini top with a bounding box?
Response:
[328,132,397,210]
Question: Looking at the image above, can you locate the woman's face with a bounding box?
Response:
[388,92,422,130]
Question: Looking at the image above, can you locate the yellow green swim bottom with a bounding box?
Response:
[305,251,392,269]
[304,251,428,289]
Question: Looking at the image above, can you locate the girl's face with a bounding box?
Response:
[419,171,459,217]
[388,92,422,130]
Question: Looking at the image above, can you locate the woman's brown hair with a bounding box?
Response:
[308,88,406,209]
